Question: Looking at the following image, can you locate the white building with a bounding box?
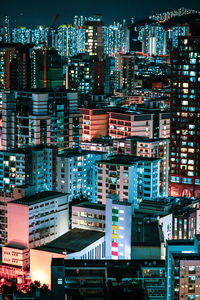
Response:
[30,228,105,287]
[97,155,161,208]
[72,202,105,232]
[56,148,107,202]
[105,195,132,259]
[7,191,69,249]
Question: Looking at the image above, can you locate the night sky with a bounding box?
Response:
[1,0,200,28]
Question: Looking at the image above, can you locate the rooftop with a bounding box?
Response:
[4,244,28,250]
[36,228,104,254]
[51,258,165,272]
[113,136,169,143]
[58,148,106,158]
[10,191,67,206]
[97,154,161,166]
[132,218,163,246]
[74,202,105,211]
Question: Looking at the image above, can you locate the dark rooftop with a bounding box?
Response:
[113,136,169,143]
[5,244,27,250]
[11,191,67,206]
[167,239,194,246]
[51,258,165,271]
[35,228,104,254]
[132,218,163,246]
[74,202,105,211]
[57,147,106,158]
[97,154,161,166]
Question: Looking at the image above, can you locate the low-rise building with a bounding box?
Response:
[72,202,105,232]
[30,228,105,287]
[2,244,30,270]
[7,191,69,249]
[131,217,165,260]
[105,195,132,259]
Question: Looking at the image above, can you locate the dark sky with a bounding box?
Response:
[1,0,200,28]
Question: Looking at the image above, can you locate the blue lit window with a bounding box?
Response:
[182,178,192,184]
[190,59,196,64]
[171,176,180,183]
[190,71,196,76]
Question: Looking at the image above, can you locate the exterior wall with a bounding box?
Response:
[57,151,106,202]
[159,113,170,138]
[72,206,105,231]
[28,195,69,248]
[7,194,69,249]
[179,259,200,299]
[166,239,200,300]
[2,246,30,270]
[113,137,169,197]
[66,236,105,260]
[169,36,200,197]
[109,112,153,139]
[80,142,112,154]
[131,246,162,260]
[160,214,173,241]
[79,108,108,142]
[97,158,160,207]
[105,197,132,259]
[29,115,51,146]
[30,249,65,287]
[7,203,29,248]
[188,210,200,239]
[97,162,138,206]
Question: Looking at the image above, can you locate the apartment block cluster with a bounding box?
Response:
[0,9,200,300]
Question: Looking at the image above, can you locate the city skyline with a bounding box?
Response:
[1,0,199,27]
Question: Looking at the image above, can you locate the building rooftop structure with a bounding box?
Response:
[74,202,105,211]
[35,228,105,254]
[97,154,161,166]
[132,217,164,247]
[113,135,168,143]
[57,148,106,158]
[11,191,67,206]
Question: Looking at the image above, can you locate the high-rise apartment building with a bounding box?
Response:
[3,15,10,43]
[2,90,81,151]
[103,22,129,57]
[105,195,132,259]
[57,25,85,57]
[109,111,154,139]
[0,146,56,193]
[115,53,135,95]
[56,148,107,202]
[79,108,108,141]
[97,155,160,208]
[0,43,33,90]
[67,54,104,96]
[113,136,169,197]
[169,25,200,197]
[12,27,31,44]
[166,235,200,300]
[32,48,63,89]
[85,16,103,60]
